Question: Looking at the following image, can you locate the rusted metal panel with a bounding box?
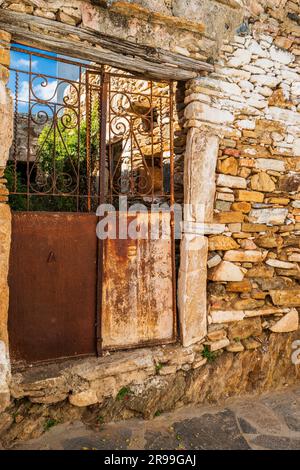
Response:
[101,211,176,350]
[8,212,97,364]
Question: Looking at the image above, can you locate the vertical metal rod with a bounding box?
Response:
[13,71,19,193]
[108,76,113,205]
[169,81,177,340]
[76,65,82,212]
[86,71,91,212]
[150,81,154,202]
[159,96,164,197]
[96,71,108,357]
[53,103,57,197]
[26,54,32,210]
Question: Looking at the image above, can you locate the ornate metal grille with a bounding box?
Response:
[105,71,175,207]
[4,45,175,212]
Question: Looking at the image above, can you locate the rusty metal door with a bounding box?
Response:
[101,212,176,350]
[8,212,98,364]
[5,45,177,363]
[97,72,177,351]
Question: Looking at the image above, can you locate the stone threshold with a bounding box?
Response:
[9,341,205,407]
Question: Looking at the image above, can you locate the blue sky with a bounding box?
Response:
[8,44,87,114]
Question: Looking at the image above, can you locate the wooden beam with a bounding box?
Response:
[0,10,214,80]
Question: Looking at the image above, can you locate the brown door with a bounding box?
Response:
[8,212,98,364]
[101,212,176,350]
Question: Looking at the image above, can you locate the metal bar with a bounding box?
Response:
[86,71,91,212]
[77,65,82,212]
[96,71,108,356]
[150,81,154,202]
[26,55,31,211]
[169,81,177,341]
[13,71,18,193]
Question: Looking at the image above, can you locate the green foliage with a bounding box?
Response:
[6,105,100,212]
[201,345,217,363]
[44,418,59,431]
[155,362,163,373]
[116,387,132,401]
[97,415,104,424]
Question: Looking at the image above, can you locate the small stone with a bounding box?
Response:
[208,235,239,251]
[218,157,238,176]
[208,261,244,282]
[69,389,99,407]
[236,190,264,203]
[268,89,293,109]
[243,338,261,350]
[217,174,247,189]
[233,298,265,310]
[227,49,252,68]
[270,290,300,307]
[274,37,293,50]
[250,75,280,88]
[226,342,244,352]
[223,250,263,263]
[255,235,283,248]
[239,239,257,250]
[288,253,300,262]
[210,310,245,324]
[231,202,251,213]
[209,338,230,352]
[244,308,287,318]
[245,264,274,278]
[228,318,262,341]
[249,208,288,225]
[207,254,222,268]
[270,309,299,333]
[242,223,269,233]
[207,329,227,342]
[251,173,276,192]
[226,280,252,292]
[57,11,79,26]
[217,192,235,202]
[34,9,56,20]
[228,223,242,233]
[270,46,294,65]
[214,212,244,224]
[255,158,285,172]
[266,259,298,269]
[192,358,207,369]
[266,197,289,205]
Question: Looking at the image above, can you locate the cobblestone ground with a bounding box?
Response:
[7,386,300,450]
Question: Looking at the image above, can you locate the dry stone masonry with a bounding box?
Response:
[0,0,300,440]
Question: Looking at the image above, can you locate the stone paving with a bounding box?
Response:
[6,385,300,450]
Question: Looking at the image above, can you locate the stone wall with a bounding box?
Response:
[181,0,300,357]
[0,0,246,61]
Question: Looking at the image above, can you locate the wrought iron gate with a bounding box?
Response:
[5,45,176,364]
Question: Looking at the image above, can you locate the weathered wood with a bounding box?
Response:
[0,10,213,80]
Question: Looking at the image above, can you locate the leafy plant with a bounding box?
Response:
[97,415,104,424]
[116,386,132,401]
[201,345,217,363]
[44,418,59,431]
[155,362,163,373]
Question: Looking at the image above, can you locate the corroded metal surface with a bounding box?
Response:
[101,212,176,350]
[8,212,97,364]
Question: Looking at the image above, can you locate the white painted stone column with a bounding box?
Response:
[0,30,13,412]
[178,78,234,347]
